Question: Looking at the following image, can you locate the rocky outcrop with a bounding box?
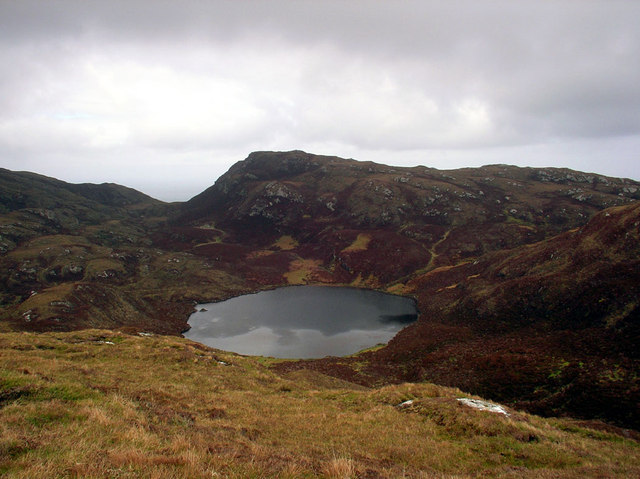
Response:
[179,151,640,272]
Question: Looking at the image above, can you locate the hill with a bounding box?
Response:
[0,170,205,334]
[176,150,639,285]
[0,168,168,255]
[0,152,639,431]
[276,201,640,428]
[1,329,638,478]
[0,168,162,227]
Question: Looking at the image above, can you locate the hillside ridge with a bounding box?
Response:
[1,151,639,430]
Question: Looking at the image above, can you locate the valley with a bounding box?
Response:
[1,151,639,475]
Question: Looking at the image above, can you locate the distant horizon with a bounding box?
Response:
[2,1,639,202]
[6,149,640,203]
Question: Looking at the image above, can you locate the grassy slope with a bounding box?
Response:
[276,202,640,429]
[1,330,639,478]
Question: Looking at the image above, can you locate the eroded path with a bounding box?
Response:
[425,229,451,271]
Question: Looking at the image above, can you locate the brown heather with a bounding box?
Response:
[1,154,640,474]
[0,329,638,478]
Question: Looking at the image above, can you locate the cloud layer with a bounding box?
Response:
[1,0,639,200]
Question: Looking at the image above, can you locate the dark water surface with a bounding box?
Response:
[184,286,418,358]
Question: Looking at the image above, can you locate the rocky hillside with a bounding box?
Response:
[0,168,167,252]
[0,168,162,217]
[177,150,639,284]
[277,201,640,428]
[1,152,639,430]
[0,170,244,334]
[185,151,639,234]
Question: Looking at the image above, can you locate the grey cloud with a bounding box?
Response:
[1,0,639,200]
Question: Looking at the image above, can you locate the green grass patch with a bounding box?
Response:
[25,409,76,428]
[37,385,94,402]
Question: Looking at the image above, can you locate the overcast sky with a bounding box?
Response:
[1,0,639,201]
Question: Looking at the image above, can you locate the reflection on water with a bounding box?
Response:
[184,286,418,358]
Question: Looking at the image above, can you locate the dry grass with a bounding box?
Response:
[273,235,299,251]
[85,257,126,277]
[386,283,412,295]
[0,330,638,478]
[16,283,77,320]
[350,273,380,288]
[323,455,356,478]
[284,258,323,284]
[341,234,371,253]
[6,235,93,260]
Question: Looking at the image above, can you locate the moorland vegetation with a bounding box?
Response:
[1,152,639,476]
